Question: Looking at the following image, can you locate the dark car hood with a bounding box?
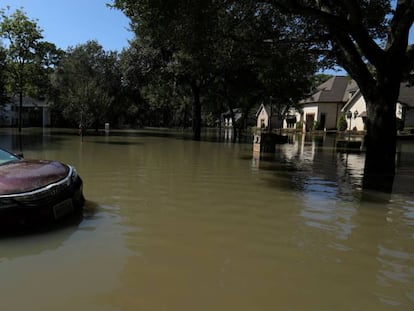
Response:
[0,160,69,195]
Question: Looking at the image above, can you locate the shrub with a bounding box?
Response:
[337,114,348,131]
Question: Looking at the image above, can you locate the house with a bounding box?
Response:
[0,96,51,127]
[341,82,414,131]
[394,83,414,129]
[221,108,243,127]
[255,103,280,129]
[281,76,414,132]
[283,76,355,131]
[339,89,366,131]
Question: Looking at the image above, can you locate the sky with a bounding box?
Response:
[0,0,133,51]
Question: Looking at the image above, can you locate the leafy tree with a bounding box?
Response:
[114,0,220,139]
[113,0,318,139]
[0,46,7,106]
[337,113,348,131]
[119,37,188,128]
[30,41,64,99]
[51,41,121,131]
[0,8,44,131]
[268,1,414,190]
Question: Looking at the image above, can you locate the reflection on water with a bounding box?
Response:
[0,128,413,310]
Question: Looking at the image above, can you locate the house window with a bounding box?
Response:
[319,113,326,130]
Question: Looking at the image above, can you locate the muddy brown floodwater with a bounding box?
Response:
[0,128,413,310]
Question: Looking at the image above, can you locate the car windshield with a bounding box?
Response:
[0,149,20,165]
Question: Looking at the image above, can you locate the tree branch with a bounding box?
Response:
[388,1,414,56]
[268,1,387,68]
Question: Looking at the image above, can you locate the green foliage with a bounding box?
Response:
[0,47,8,106]
[313,120,322,131]
[0,8,62,129]
[114,0,318,136]
[0,8,43,90]
[51,41,122,130]
[337,114,348,131]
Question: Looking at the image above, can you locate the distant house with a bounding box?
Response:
[339,90,366,131]
[284,76,354,132]
[255,103,281,129]
[0,96,51,127]
[221,108,243,127]
[283,76,414,132]
[341,82,414,131]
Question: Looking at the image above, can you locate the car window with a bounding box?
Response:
[0,149,19,165]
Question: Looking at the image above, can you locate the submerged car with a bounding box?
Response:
[0,148,84,227]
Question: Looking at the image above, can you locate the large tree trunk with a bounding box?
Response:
[361,81,399,192]
[191,80,201,141]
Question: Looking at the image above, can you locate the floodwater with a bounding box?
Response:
[0,128,413,311]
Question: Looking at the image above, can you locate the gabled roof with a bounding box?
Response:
[302,76,351,104]
[341,89,362,112]
[341,81,414,116]
[255,103,271,117]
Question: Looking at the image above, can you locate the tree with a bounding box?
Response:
[51,41,121,131]
[0,46,8,107]
[119,37,188,128]
[30,41,64,99]
[268,1,414,191]
[0,8,43,132]
[117,0,224,140]
[207,1,316,139]
[113,0,318,140]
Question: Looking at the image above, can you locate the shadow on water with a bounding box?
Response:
[0,201,112,263]
[0,210,84,241]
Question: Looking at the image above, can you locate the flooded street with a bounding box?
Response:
[1,128,414,310]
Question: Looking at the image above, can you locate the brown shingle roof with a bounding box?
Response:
[302,76,351,103]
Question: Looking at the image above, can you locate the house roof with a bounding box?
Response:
[341,89,362,112]
[302,76,351,104]
[255,103,271,117]
[342,82,414,111]
[341,81,414,115]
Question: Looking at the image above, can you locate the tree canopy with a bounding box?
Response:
[113,0,319,139]
[0,8,63,130]
[50,40,122,130]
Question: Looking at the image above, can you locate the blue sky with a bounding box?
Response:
[1,0,133,51]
